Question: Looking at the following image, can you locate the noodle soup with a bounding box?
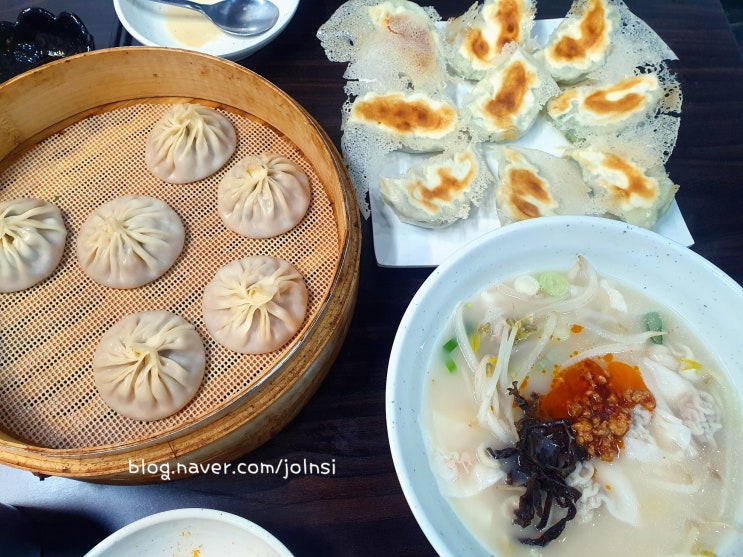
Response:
[422,256,742,556]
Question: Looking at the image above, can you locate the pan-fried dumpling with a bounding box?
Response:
[317,0,447,93]
[218,153,311,238]
[553,65,683,166]
[379,148,490,228]
[538,0,620,84]
[565,147,678,228]
[93,311,206,421]
[0,198,67,292]
[444,0,536,79]
[463,45,559,142]
[493,146,592,224]
[345,90,459,152]
[202,256,308,354]
[547,73,663,139]
[145,103,237,184]
[77,195,185,289]
[540,0,679,87]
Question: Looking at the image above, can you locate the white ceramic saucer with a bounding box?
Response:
[113,0,299,60]
[85,508,293,556]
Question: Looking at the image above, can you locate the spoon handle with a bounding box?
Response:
[145,0,207,15]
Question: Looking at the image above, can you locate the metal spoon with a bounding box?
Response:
[147,0,280,37]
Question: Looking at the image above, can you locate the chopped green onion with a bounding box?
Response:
[538,271,570,297]
[643,311,664,344]
[443,337,458,353]
[445,358,457,373]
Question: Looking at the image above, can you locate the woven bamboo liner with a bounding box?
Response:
[0,47,361,483]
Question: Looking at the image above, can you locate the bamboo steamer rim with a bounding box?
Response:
[0,47,361,482]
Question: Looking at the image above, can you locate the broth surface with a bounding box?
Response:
[422,258,742,556]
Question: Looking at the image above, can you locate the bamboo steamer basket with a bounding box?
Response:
[0,47,361,483]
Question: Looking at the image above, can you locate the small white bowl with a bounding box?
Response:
[84,508,293,557]
[113,0,299,60]
[386,216,743,556]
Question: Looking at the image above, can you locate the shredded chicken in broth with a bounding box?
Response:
[423,256,742,556]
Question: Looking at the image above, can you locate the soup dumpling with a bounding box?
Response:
[145,103,237,184]
[0,198,67,292]
[202,256,308,354]
[76,195,185,289]
[218,153,311,238]
[93,310,206,421]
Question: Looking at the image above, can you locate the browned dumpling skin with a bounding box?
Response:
[498,167,557,220]
[603,154,657,202]
[551,1,609,61]
[548,74,662,134]
[581,76,657,115]
[347,91,458,151]
[494,147,592,225]
[464,47,558,142]
[464,0,531,64]
[566,147,679,228]
[541,0,619,83]
[351,93,455,135]
[379,149,489,228]
[446,0,535,78]
[484,62,533,125]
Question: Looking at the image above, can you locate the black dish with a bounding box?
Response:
[0,7,94,82]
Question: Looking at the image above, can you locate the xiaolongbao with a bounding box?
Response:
[0,198,67,292]
[76,195,185,289]
[217,153,311,238]
[145,103,237,184]
[202,256,308,354]
[93,311,206,421]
